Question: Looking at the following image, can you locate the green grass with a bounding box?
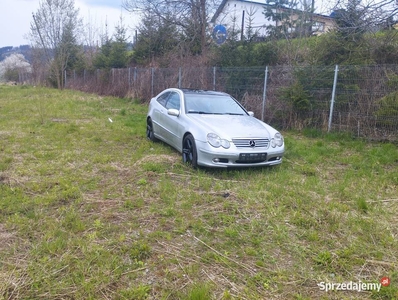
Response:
[0,85,397,299]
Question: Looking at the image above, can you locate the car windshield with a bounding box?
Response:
[184,94,247,115]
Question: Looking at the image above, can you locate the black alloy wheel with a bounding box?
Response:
[146,119,157,142]
[182,134,198,168]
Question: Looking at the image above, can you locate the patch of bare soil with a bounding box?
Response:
[0,223,15,252]
[133,154,179,167]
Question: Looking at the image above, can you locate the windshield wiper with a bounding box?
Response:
[187,110,212,114]
[222,112,244,115]
[188,111,225,115]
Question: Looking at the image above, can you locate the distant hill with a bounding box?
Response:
[0,45,32,63]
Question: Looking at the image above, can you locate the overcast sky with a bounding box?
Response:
[0,0,140,48]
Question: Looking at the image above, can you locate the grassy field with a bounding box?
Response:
[0,85,397,299]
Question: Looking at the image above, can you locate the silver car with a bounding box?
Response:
[146,88,284,168]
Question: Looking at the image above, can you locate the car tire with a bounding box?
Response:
[146,118,158,142]
[182,134,198,168]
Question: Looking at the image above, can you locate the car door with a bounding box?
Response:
[152,91,170,140]
[162,92,182,149]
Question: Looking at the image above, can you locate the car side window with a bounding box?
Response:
[165,92,180,110]
[157,92,170,107]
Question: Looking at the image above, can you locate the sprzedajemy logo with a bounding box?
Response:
[318,277,391,293]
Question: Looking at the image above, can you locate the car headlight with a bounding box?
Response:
[207,133,230,149]
[271,132,283,148]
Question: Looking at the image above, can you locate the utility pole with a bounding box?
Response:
[309,0,315,36]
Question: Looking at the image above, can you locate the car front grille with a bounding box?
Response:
[232,138,270,148]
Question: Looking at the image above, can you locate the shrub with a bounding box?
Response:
[375,91,398,127]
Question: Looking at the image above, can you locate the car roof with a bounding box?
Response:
[180,89,228,96]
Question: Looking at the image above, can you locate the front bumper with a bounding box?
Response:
[196,140,284,168]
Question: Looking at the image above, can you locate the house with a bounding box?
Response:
[210,0,335,40]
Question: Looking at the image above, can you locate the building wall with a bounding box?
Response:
[213,0,275,38]
[312,15,335,35]
[212,0,335,39]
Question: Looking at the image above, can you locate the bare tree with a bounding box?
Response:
[332,0,398,35]
[81,11,102,68]
[123,0,219,55]
[30,0,82,89]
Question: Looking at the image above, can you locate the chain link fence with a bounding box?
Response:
[62,65,398,141]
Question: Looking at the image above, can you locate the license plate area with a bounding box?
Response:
[237,152,267,163]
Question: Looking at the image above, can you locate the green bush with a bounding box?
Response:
[376,91,398,127]
[280,81,311,113]
[3,68,19,82]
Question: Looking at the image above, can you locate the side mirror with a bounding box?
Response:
[248,111,254,117]
[168,108,180,117]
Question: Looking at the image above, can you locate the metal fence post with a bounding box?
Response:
[64,70,67,88]
[128,67,131,88]
[151,67,154,97]
[328,65,339,132]
[213,67,216,90]
[261,66,268,121]
[178,67,182,88]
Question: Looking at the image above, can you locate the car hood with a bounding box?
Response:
[187,114,272,139]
